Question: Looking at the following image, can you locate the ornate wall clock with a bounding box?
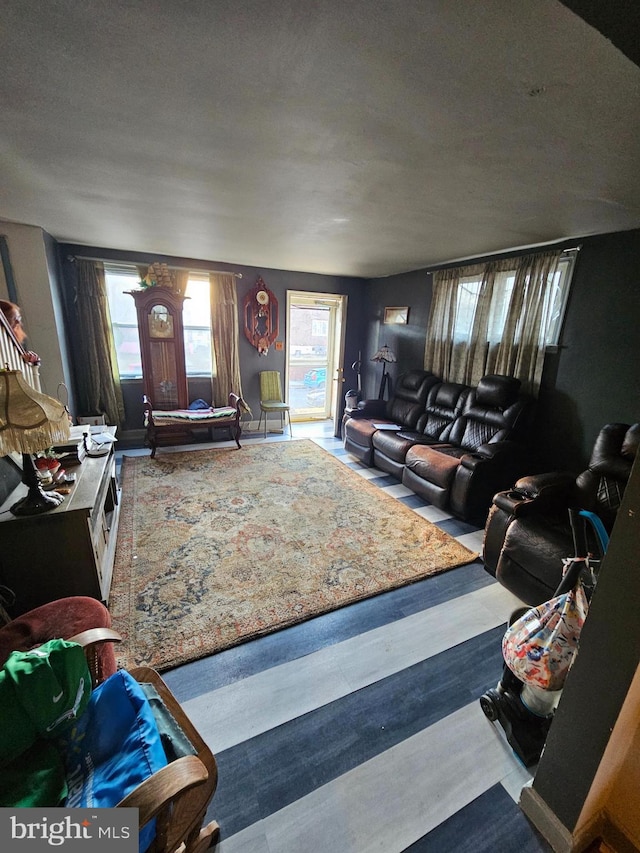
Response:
[243,277,279,355]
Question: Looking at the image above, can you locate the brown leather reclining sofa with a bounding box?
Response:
[343,370,531,524]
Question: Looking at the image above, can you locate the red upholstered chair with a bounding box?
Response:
[0,596,118,686]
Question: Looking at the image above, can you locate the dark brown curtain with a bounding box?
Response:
[73,260,125,426]
[209,273,249,413]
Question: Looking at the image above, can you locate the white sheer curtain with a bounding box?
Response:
[424,250,562,396]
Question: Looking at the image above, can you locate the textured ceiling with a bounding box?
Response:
[1,0,639,278]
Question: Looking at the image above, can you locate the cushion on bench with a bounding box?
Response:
[148,406,237,425]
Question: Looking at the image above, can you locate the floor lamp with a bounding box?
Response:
[0,368,71,516]
[370,345,397,400]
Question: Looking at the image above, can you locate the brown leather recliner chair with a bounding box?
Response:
[483,422,640,605]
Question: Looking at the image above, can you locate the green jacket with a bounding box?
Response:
[0,639,92,806]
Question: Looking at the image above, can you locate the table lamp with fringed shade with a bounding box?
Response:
[370,344,397,400]
[0,368,71,516]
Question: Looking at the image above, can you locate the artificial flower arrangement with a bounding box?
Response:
[138,262,176,290]
[34,449,65,486]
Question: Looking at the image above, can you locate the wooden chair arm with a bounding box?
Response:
[129,667,218,782]
[67,627,122,687]
[127,667,219,853]
[67,627,122,647]
[116,754,208,825]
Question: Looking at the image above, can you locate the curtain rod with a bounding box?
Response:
[67,254,242,278]
[423,243,581,275]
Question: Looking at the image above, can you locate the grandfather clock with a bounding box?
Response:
[130,288,188,409]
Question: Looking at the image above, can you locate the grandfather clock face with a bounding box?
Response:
[148,304,174,339]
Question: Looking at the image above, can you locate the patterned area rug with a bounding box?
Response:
[110,440,477,671]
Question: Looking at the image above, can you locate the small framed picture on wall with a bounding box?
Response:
[384,306,409,325]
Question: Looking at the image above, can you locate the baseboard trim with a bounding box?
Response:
[519,783,574,853]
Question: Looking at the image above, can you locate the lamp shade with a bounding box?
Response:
[0,369,70,455]
[371,345,397,364]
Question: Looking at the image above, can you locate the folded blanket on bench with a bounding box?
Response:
[148,406,237,425]
[143,392,243,457]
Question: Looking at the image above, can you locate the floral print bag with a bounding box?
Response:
[502,565,589,692]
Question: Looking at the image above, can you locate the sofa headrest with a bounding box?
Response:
[589,423,640,480]
[400,370,434,392]
[393,371,439,409]
[433,382,469,410]
[622,424,640,460]
[577,423,639,523]
[475,375,521,410]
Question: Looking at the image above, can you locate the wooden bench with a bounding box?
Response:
[143,392,243,458]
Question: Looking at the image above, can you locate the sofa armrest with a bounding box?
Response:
[449,441,531,524]
[493,471,577,516]
[459,440,524,470]
[482,470,579,584]
[351,399,388,419]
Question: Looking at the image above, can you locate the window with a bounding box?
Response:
[181,274,213,376]
[105,266,142,379]
[452,252,576,348]
[104,265,213,378]
[545,254,576,346]
[311,318,328,338]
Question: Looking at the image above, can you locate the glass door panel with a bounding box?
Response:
[286,292,346,423]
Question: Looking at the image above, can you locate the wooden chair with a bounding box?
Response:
[0,599,219,853]
[257,371,292,438]
[118,666,219,853]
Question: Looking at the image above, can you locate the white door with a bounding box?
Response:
[286,291,347,431]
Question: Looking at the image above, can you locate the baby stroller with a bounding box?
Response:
[479,507,609,766]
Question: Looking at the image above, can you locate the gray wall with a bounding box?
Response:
[58,247,366,434]
[58,227,640,467]
[537,229,640,470]
[42,231,77,416]
[361,268,432,401]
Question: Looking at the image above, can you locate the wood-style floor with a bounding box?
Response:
[118,421,552,852]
